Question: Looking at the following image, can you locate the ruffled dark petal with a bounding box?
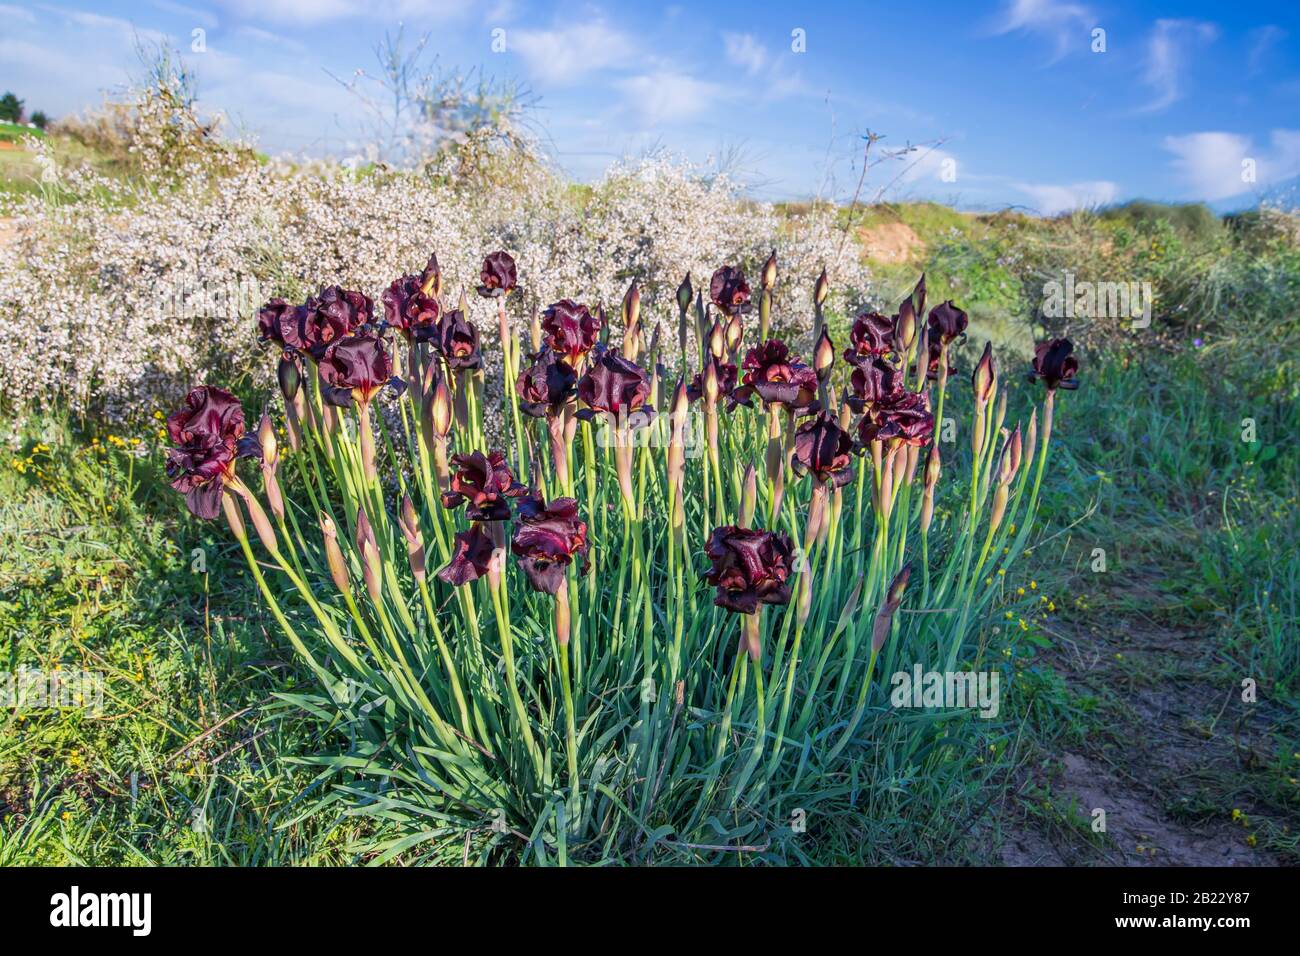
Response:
[318,333,393,404]
[709,265,752,317]
[1029,338,1079,391]
[517,556,566,594]
[792,412,855,485]
[516,347,577,417]
[510,495,589,593]
[381,275,440,339]
[163,385,245,521]
[542,300,601,365]
[185,481,226,520]
[927,300,968,345]
[437,525,496,586]
[442,451,526,521]
[703,525,795,615]
[578,347,652,419]
[430,310,481,369]
[477,251,518,298]
[844,311,894,363]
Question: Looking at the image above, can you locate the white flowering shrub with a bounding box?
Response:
[0,148,871,424]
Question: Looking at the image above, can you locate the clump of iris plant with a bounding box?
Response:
[164,252,1075,862]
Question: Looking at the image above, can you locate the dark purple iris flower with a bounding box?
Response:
[317,333,398,407]
[576,346,655,427]
[843,311,895,364]
[511,496,590,594]
[687,358,738,405]
[857,390,934,446]
[1028,338,1079,391]
[927,300,968,346]
[847,356,905,412]
[703,525,795,614]
[709,265,752,317]
[438,524,497,586]
[429,309,482,369]
[792,412,856,487]
[733,339,819,412]
[477,251,518,298]
[441,450,527,521]
[381,270,441,342]
[164,385,258,519]
[515,347,577,418]
[542,299,601,367]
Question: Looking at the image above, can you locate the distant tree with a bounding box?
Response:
[31,110,49,130]
[329,27,537,173]
[0,92,24,123]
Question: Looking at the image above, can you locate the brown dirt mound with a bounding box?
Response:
[858,222,926,263]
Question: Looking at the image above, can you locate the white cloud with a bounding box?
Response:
[512,21,635,86]
[0,3,36,22]
[1247,25,1287,76]
[723,32,767,75]
[210,0,462,25]
[719,30,810,100]
[896,147,958,186]
[991,0,1094,62]
[1163,129,1300,200]
[1138,19,1218,113]
[150,0,220,28]
[618,72,722,125]
[1014,180,1118,215]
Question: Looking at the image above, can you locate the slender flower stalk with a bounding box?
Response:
[163,260,1068,860]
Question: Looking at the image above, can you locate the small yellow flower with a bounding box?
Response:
[1018,619,1028,631]
[1016,587,1025,596]
[153,409,165,420]
[1005,611,1014,619]
[1246,834,1258,848]
[61,811,72,822]
[1029,580,1037,590]
[997,568,1005,576]
[1047,601,1056,612]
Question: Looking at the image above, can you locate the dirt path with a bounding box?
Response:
[999,595,1288,866]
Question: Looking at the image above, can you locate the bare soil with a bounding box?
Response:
[1000,602,1288,866]
[858,222,926,264]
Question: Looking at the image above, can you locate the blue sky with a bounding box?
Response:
[3,0,1298,211]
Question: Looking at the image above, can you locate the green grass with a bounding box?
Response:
[0,122,47,144]
[0,421,386,864]
[2,195,1298,865]
[1003,349,1300,861]
[0,131,121,201]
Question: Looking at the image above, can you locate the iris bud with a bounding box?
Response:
[761,250,777,291]
[813,327,835,383]
[813,267,829,307]
[676,273,693,313]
